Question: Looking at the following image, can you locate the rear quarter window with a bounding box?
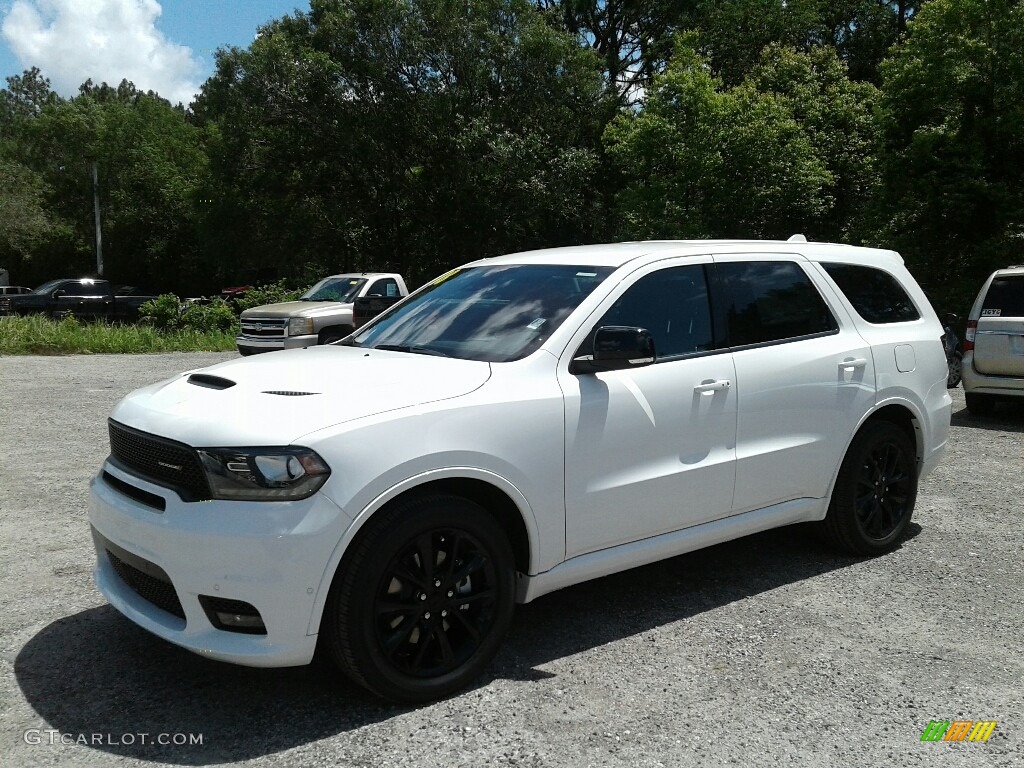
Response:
[821,263,920,323]
[981,275,1024,317]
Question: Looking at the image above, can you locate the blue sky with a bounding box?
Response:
[0,0,304,106]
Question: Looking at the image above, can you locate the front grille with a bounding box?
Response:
[0,298,10,313]
[106,549,185,619]
[239,317,286,338]
[108,420,211,501]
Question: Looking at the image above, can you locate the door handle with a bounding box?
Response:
[839,358,868,372]
[694,379,731,394]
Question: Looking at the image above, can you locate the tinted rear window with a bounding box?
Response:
[821,263,920,323]
[981,275,1024,317]
[717,261,838,346]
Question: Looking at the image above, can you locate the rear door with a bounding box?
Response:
[714,255,877,512]
[974,274,1024,377]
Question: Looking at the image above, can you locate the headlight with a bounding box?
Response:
[197,447,330,500]
[288,317,313,336]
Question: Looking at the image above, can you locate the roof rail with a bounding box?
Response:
[787,234,808,243]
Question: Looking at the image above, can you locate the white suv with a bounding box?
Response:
[88,239,951,701]
[962,266,1024,414]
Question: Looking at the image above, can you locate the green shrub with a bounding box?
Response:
[180,299,238,333]
[232,280,308,313]
[139,293,185,331]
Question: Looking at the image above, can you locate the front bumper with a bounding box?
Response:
[88,461,352,667]
[235,334,317,354]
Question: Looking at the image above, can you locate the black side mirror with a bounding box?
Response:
[942,312,959,326]
[571,326,656,374]
[52,289,65,299]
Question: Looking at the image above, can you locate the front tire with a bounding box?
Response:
[820,421,917,556]
[322,494,515,702]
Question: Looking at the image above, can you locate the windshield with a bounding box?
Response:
[302,277,367,303]
[33,279,66,295]
[349,264,614,362]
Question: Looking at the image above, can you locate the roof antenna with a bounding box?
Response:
[787,233,808,243]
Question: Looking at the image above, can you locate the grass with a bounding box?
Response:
[0,314,237,355]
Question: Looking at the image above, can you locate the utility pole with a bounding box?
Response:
[92,160,103,276]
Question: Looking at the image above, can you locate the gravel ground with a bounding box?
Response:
[1,353,1021,768]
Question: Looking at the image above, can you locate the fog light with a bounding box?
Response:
[216,612,265,630]
[199,595,267,634]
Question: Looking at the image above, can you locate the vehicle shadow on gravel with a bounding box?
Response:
[14,524,915,764]
[951,401,1024,433]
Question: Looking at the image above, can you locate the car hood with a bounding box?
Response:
[110,346,492,446]
[240,301,351,319]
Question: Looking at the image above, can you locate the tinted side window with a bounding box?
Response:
[718,261,838,347]
[822,263,920,323]
[981,275,1024,317]
[370,278,400,298]
[73,281,107,297]
[594,265,713,360]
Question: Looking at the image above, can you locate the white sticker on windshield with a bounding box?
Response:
[528,318,546,330]
[576,272,597,277]
[981,308,1001,317]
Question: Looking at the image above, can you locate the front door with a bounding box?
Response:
[560,260,738,558]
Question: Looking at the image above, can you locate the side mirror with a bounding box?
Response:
[52,289,65,299]
[571,326,656,374]
[942,312,959,326]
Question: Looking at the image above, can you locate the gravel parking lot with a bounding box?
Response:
[1,352,1021,767]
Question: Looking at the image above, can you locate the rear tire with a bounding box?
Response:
[946,351,962,388]
[965,392,995,416]
[322,494,515,702]
[820,421,917,556]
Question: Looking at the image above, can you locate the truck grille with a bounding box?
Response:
[0,297,10,313]
[239,317,287,338]
[108,419,211,501]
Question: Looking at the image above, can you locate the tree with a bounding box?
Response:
[193,0,609,286]
[604,37,881,241]
[872,0,1024,310]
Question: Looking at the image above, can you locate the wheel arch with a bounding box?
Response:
[317,324,354,344]
[307,468,538,636]
[824,400,924,506]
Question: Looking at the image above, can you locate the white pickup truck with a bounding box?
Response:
[236,272,408,355]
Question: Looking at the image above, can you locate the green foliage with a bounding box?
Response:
[605,39,844,240]
[871,0,1024,311]
[193,0,609,285]
[231,281,308,313]
[137,294,183,331]
[139,294,238,334]
[0,314,236,355]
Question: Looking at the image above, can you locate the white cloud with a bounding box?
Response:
[2,0,202,106]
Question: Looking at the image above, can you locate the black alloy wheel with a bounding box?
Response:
[820,421,918,556]
[374,529,499,679]
[853,437,914,541]
[323,494,515,702]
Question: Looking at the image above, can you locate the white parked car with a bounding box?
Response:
[962,265,1024,414]
[89,239,951,701]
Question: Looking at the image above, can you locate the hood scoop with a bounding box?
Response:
[187,373,236,390]
[262,390,320,396]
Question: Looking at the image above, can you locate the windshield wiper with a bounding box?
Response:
[374,344,450,357]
